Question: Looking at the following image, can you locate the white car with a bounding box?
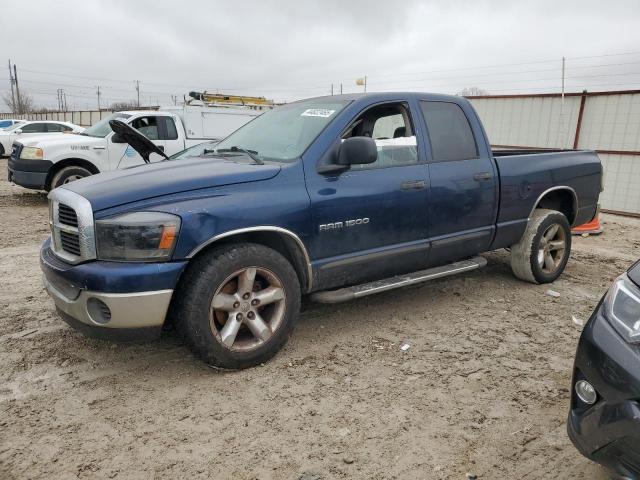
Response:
[0,119,26,130]
[0,121,83,157]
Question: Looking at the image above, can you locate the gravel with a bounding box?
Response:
[2,158,637,479]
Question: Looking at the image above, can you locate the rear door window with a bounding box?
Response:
[420,101,477,162]
[46,123,71,132]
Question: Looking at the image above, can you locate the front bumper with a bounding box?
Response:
[44,275,172,340]
[567,301,640,478]
[40,240,188,341]
[8,156,52,190]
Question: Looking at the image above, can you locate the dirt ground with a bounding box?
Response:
[1,157,638,480]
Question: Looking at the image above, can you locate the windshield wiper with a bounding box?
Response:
[216,146,264,165]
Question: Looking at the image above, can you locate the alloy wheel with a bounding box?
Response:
[537,223,567,274]
[209,267,286,352]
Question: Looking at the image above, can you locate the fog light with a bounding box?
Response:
[87,298,112,325]
[575,380,597,405]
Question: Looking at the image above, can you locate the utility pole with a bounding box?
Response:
[8,60,16,114]
[96,85,101,110]
[331,83,334,95]
[340,83,343,94]
[561,57,565,107]
[135,80,140,107]
[13,64,22,114]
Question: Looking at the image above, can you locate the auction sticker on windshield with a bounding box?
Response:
[301,109,336,118]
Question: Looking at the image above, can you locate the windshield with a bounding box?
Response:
[169,141,219,160]
[213,99,350,162]
[82,113,132,138]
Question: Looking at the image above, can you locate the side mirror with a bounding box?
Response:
[337,136,377,166]
[14,129,22,135]
[112,133,126,143]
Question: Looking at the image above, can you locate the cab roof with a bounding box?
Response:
[299,91,466,104]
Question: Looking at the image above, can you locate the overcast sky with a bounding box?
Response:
[2,0,640,110]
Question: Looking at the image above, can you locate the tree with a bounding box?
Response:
[109,100,139,111]
[2,90,34,114]
[457,87,489,97]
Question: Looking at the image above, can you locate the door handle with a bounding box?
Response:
[473,172,492,181]
[400,180,426,191]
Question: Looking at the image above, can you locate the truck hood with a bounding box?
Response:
[18,133,104,149]
[62,156,282,211]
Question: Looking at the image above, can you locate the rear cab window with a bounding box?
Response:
[420,101,478,162]
[160,117,179,140]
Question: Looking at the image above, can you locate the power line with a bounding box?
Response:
[15,49,640,95]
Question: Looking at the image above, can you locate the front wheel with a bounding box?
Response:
[50,166,92,190]
[174,243,301,369]
[510,209,572,284]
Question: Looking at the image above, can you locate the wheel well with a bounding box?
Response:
[45,158,100,190]
[534,189,577,225]
[189,231,311,292]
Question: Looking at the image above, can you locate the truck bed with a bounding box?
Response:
[489,148,601,250]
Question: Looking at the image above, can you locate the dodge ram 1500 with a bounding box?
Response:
[40,92,602,369]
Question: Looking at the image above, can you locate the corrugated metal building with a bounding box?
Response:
[468,90,640,216]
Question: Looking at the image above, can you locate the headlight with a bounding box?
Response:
[96,212,181,262]
[603,274,640,344]
[20,147,44,160]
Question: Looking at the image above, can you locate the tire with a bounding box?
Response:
[510,208,572,284]
[174,243,301,369]
[50,166,92,190]
[0,144,5,157]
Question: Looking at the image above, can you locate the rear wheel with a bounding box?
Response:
[510,209,571,284]
[50,166,92,190]
[175,243,301,369]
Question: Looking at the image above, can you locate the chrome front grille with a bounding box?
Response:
[59,230,81,256]
[48,188,97,264]
[58,203,79,227]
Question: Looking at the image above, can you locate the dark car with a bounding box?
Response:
[568,260,640,479]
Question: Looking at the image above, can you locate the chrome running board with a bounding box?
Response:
[310,256,487,304]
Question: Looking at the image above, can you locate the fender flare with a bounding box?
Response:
[187,226,313,291]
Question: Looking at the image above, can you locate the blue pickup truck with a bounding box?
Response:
[40,92,602,368]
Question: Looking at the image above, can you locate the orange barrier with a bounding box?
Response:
[572,215,603,235]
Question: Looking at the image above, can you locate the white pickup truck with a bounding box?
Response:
[8,104,263,190]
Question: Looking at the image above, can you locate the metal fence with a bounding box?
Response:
[468,90,640,216]
[0,107,158,127]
